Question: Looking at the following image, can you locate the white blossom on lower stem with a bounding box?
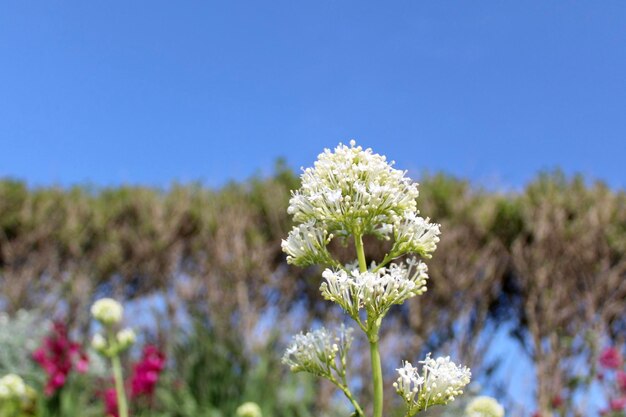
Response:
[281,221,336,267]
[282,325,353,379]
[320,258,428,321]
[394,354,471,415]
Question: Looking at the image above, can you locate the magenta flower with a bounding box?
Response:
[103,387,119,417]
[130,345,166,398]
[599,347,623,370]
[610,397,626,411]
[32,322,89,396]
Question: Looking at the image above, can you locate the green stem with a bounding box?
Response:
[369,340,383,417]
[354,234,367,273]
[108,331,129,417]
[354,233,383,417]
[340,385,365,417]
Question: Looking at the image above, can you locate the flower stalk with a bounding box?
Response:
[281,141,471,417]
[91,298,135,417]
[355,233,383,417]
[111,351,129,417]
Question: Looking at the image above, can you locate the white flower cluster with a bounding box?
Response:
[465,396,505,417]
[91,298,123,325]
[320,258,428,322]
[392,211,441,259]
[0,374,27,400]
[90,298,135,357]
[394,354,471,415]
[281,221,336,267]
[289,141,419,233]
[282,325,353,379]
[282,141,440,266]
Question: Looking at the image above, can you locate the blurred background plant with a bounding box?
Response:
[0,166,625,417]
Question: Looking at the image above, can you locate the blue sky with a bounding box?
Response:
[1,1,624,189]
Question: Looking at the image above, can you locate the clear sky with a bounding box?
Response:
[1,1,624,189]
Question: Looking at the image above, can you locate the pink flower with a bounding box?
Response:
[617,371,626,393]
[130,345,166,398]
[599,347,623,370]
[103,388,119,417]
[32,322,89,396]
[609,397,626,411]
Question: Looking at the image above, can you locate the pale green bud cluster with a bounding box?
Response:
[90,298,135,358]
[116,328,136,349]
[320,258,428,325]
[393,354,471,416]
[0,374,27,400]
[91,328,135,357]
[465,396,505,417]
[91,298,123,325]
[0,374,36,413]
[282,325,353,380]
[236,402,263,417]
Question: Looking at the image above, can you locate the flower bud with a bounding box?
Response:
[236,402,263,417]
[465,396,505,417]
[91,298,123,325]
[91,333,107,353]
[116,328,136,350]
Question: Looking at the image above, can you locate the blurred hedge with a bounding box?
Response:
[0,165,624,416]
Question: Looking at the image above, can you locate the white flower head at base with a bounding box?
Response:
[465,396,505,417]
[288,140,420,237]
[0,374,27,400]
[91,298,123,326]
[321,258,428,321]
[393,354,471,416]
[282,325,353,380]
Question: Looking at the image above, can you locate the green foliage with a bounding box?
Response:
[0,311,49,380]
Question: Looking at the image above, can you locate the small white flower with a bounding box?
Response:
[392,211,441,258]
[236,402,263,417]
[281,221,336,267]
[465,396,505,417]
[91,333,107,352]
[116,328,136,349]
[320,258,429,321]
[91,298,123,325]
[282,325,353,379]
[393,354,471,415]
